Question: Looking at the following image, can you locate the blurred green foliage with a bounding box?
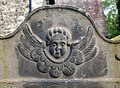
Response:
[103,0,120,38]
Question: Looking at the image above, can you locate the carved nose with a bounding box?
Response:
[56,45,61,51]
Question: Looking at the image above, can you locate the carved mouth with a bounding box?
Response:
[54,52,61,58]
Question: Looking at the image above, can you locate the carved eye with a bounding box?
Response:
[53,43,57,47]
[61,42,65,46]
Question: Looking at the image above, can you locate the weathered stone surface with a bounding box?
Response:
[0,6,119,88]
[0,0,28,38]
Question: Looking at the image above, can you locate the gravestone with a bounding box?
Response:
[0,6,120,88]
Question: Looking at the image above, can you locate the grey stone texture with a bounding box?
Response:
[0,6,119,88]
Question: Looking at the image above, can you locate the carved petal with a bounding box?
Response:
[37,61,50,73]
[63,64,76,76]
[30,49,40,62]
[74,51,83,65]
[49,69,61,78]
[74,57,83,65]
[71,50,83,65]
[58,65,64,70]
[69,57,75,63]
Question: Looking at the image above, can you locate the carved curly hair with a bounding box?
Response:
[46,27,71,46]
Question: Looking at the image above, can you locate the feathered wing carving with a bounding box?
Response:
[80,26,97,62]
[70,26,97,65]
[18,24,106,78]
[18,23,45,62]
[70,26,107,77]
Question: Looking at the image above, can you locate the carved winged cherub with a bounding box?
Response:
[18,23,97,78]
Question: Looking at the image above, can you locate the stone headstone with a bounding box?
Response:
[0,6,120,88]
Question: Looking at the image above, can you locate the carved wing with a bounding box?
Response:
[79,26,97,62]
[70,26,107,77]
[70,26,97,65]
[18,23,45,62]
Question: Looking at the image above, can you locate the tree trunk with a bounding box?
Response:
[117,0,120,29]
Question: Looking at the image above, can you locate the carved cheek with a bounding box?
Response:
[56,45,62,51]
[49,45,56,56]
[61,46,67,55]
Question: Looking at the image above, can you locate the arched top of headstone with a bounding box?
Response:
[0,5,120,44]
[0,6,120,87]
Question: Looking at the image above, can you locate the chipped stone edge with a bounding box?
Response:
[0,5,120,44]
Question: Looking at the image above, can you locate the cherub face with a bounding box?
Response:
[49,34,68,58]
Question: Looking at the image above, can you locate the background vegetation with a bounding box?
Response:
[102,0,120,38]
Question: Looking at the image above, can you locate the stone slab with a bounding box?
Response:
[0,6,120,88]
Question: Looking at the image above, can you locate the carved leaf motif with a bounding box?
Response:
[63,64,76,76]
[30,49,40,62]
[37,61,50,73]
[74,58,83,65]
[69,57,75,63]
[49,69,61,78]
[70,50,83,65]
